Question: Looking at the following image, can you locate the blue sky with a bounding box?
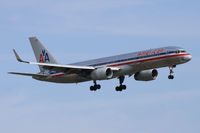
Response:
[0,0,200,133]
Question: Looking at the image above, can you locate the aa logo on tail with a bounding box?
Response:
[39,50,50,63]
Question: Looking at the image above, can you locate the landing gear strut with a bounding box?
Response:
[90,81,101,91]
[115,76,126,91]
[168,65,176,79]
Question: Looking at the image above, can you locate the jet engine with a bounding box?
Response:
[91,67,113,80]
[134,69,158,81]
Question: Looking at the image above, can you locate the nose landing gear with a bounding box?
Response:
[168,75,174,79]
[168,65,176,80]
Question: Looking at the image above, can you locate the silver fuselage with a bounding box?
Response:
[34,46,192,83]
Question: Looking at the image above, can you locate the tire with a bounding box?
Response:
[97,84,101,89]
[90,86,94,91]
[122,85,126,90]
[115,86,120,91]
[168,75,174,79]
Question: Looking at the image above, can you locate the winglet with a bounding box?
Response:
[13,49,29,63]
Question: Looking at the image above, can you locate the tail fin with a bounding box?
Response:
[29,37,58,71]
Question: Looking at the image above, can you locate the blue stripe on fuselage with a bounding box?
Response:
[89,51,176,67]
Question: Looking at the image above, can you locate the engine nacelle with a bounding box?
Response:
[134,69,158,81]
[91,67,113,80]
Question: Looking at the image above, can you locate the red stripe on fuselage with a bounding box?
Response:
[52,73,65,77]
[107,53,190,67]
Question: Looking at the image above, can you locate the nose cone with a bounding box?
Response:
[184,54,192,62]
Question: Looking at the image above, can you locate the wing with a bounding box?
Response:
[13,49,95,73]
[8,72,48,78]
[12,49,120,74]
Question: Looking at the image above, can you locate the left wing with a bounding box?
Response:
[12,49,120,73]
[13,49,95,72]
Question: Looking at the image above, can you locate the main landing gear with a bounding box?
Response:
[90,80,101,91]
[89,76,127,92]
[168,65,176,79]
[115,76,126,91]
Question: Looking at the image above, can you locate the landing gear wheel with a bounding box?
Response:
[115,86,122,91]
[121,85,126,90]
[115,76,126,91]
[168,75,174,79]
[168,66,175,80]
[90,86,95,91]
[115,86,119,91]
[97,84,101,89]
[90,81,101,91]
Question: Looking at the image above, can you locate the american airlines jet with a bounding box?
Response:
[9,37,192,91]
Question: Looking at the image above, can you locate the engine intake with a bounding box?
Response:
[134,69,158,81]
[91,67,113,80]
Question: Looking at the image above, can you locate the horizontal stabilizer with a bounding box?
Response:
[8,72,48,78]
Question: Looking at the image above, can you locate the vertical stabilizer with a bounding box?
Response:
[29,37,58,71]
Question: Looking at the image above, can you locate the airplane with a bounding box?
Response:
[9,37,192,91]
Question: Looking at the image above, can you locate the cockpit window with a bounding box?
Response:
[175,50,186,54]
[180,50,186,53]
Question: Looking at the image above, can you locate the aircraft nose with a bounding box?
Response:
[184,54,192,61]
